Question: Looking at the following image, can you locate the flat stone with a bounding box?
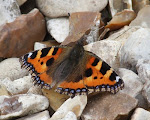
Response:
[61,111,77,120]
[50,95,87,120]
[61,12,101,45]
[27,85,43,95]
[142,82,150,107]
[120,28,150,71]
[105,9,136,31]
[136,59,150,84]
[0,58,28,81]
[47,18,69,43]
[1,76,32,95]
[36,0,108,18]
[117,68,143,98]
[0,94,49,120]
[0,8,46,58]
[42,88,69,111]
[108,26,141,45]
[84,40,121,69]
[82,93,138,120]
[130,5,150,28]
[131,108,150,120]
[16,110,50,120]
[0,0,21,26]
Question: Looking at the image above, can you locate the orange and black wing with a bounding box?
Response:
[20,46,65,89]
[56,51,124,97]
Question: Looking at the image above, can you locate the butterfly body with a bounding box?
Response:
[20,42,124,98]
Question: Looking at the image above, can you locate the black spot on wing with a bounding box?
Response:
[109,71,118,81]
[100,62,111,75]
[40,47,51,58]
[92,58,99,66]
[40,61,43,65]
[46,58,54,66]
[30,51,37,59]
[85,68,93,77]
[94,76,97,79]
[52,48,58,55]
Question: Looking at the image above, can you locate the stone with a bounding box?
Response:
[0,0,21,26]
[1,76,33,95]
[117,68,143,98]
[136,59,150,84]
[0,94,49,120]
[27,85,43,95]
[42,88,69,111]
[61,12,101,45]
[82,93,138,120]
[47,18,69,43]
[132,0,150,14]
[131,108,150,120]
[0,83,10,96]
[105,9,136,31]
[50,95,87,120]
[84,40,121,69]
[120,28,150,71]
[61,111,77,120]
[0,58,28,81]
[0,8,46,58]
[36,0,108,18]
[109,0,133,17]
[17,0,27,6]
[107,26,141,45]
[130,5,150,29]
[16,110,50,120]
[142,82,150,107]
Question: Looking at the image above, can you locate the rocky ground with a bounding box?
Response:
[0,0,150,120]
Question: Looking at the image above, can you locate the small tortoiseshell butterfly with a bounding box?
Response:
[20,40,124,98]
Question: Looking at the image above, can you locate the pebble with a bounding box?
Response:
[47,18,69,43]
[50,95,87,120]
[1,76,32,95]
[117,68,143,98]
[0,58,28,81]
[16,110,50,120]
[0,0,21,26]
[82,93,138,120]
[36,0,108,18]
[131,108,150,120]
[0,94,49,120]
[0,8,46,58]
[120,27,150,71]
[130,5,150,29]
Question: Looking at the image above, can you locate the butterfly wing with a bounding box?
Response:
[56,51,124,97]
[20,46,66,89]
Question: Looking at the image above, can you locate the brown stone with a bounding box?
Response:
[0,8,46,58]
[61,12,101,45]
[105,10,136,31]
[42,88,69,111]
[82,92,138,120]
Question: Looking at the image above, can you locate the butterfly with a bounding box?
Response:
[20,40,124,98]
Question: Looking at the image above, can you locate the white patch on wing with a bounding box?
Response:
[116,76,120,82]
[28,52,32,58]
